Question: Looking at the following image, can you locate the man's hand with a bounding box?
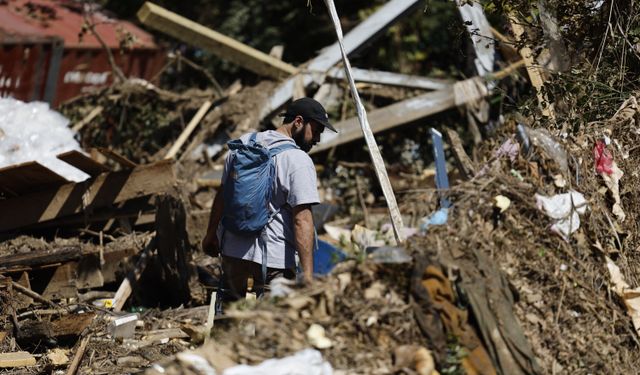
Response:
[201,231,219,256]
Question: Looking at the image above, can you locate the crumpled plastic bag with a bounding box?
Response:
[593,140,625,221]
[535,190,588,241]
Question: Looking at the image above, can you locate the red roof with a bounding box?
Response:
[0,0,157,49]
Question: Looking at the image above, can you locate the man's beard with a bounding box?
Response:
[292,126,313,152]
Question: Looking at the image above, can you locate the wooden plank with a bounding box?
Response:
[57,150,110,177]
[260,0,421,119]
[0,160,68,196]
[508,14,556,120]
[165,100,213,159]
[327,67,453,90]
[137,2,297,79]
[311,88,455,154]
[66,334,91,375]
[112,238,156,312]
[0,247,82,270]
[0,352,36,368]
[0,160,175,233]
[324,0,405,243]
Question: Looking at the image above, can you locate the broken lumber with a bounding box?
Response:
[324,0,404,243]
[165,100,213,160]
[444,128,476,180]
[311,62,525,154]
[508,14,556,120]
[311,88,455,154]
[112,237,157,312]
[137,2,297,79]
[0,246,81,271]
[66,334,91,375]
[260,0,421,120]
[0,160,175,232]
[327,67,453,91]
[0,352,36,368]
[11,281,65,311]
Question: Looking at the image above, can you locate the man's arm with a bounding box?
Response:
[293,204,314,284]
[202,186,225,256]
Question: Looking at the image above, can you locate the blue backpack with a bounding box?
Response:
[221,132,299,235]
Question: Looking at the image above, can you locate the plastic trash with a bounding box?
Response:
[521,125,569,174]
[224,349,333,375]
[314,240,347,276]
[494,138,520,162]
[535,190,588,241]
[593,140,614,175]
[593,140,625,221]
[108,313,138,339]
[419,207,449,233]
[366,246,412,264]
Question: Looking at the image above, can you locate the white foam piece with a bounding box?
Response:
[0,98,90,182]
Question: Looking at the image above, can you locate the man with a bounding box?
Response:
[201,97,337,301]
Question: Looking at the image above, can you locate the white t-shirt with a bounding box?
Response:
[218,130,320,269]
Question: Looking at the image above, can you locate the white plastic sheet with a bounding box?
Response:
[223,349,333,375]
[0,98,89,181]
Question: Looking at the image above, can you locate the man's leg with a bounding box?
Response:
[220,256,261,302]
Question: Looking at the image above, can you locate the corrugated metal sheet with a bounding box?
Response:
[0,0,165,106]
[0,0,157,49]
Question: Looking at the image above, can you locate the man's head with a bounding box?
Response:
[280,98,337,152]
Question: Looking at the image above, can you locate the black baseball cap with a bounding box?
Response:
[280,97,338,133]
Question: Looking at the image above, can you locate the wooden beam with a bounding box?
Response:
[0,247,81,270]
[327,67,453,90]
[311,88,455,154]
[311,62,525,154]
[260,0,421,119]
[0,352,36,368]
[66,334,91,375]
[0,160,69,197]
[11,281,66,310]
[508,14,556,120]
[165,100,213,159]
[112,237,157,312]
[137,2,297,79]
[0,160,175,233]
